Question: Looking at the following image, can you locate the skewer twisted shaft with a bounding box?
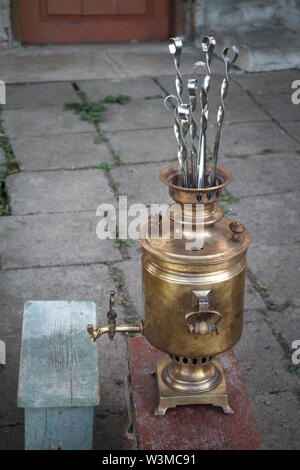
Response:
[178,104,190,188]
[187,79,198,188]
[198,78,209,188]
[164,95,186,185]
[209,46,239,187]
[169,37,183,104]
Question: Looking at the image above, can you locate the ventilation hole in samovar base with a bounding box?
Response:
[175,356,180,362]
[192,358,198,365]
[202,357,206,364]
[183,357,188,364]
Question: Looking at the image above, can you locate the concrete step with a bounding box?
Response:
[195,26,300,72]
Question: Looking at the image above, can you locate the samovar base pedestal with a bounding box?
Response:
[153,357,234,417]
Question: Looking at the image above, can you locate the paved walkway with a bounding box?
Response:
[0,43,299,450]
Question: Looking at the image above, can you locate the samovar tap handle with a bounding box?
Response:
[87,290,143,342]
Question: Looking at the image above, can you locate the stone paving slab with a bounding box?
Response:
[5,82,79,110]
[249,390,300,450]
[0,417,24,451]
[0,147,6,174]
[255,94,300,122]
[207,91,270,124]
[0,44,120,83]
[207,121,299,158]
[111,161,173,206]
[0,264,128,450]
[269,306,300,348]
[115,45,226,78]
[2,107,92,139]
[10,133,113,171]
[101,99,172,132]
[232,70,300,96]
[281,121,300,144]
[6,169,115,215]
[78,77,163,102]
[234,313,297,396]
[247,244,300,307]
[232,191,300,248]
[0,43,208,84]
[107,128,178,164]
[223,152,300,198]
[0,213,122,269]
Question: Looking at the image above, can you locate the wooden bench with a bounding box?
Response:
[18,301,99,450]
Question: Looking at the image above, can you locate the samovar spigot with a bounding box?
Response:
[87,290,144,342]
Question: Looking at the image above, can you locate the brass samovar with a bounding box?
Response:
[87,36,251,416]
[88,163,250,415]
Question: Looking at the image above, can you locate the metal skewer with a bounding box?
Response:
[164,95,186,185]
[169,37,183,104]
[187,79,198,188]
[178,104,190,188]
[193,60,209,189]
[209,46,239,187]
[196,36,216,188]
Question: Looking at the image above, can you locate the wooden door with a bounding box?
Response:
[19,0,170,44]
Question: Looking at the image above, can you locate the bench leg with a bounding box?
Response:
[25,407,94,450]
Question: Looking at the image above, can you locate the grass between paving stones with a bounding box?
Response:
[106,262,140,327]
[248,283,286,312]
[248,283,272,293]
[64,90,131,145]
[225,149,276,159]
[0,112,21,216]
[288,363,300,375]
[65,88,134,252]
[95,162,112,171]
[144,94,164,100]
[221,189,240,204]
[109,235,134,249]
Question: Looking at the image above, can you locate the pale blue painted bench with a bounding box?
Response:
[17,301,99,450]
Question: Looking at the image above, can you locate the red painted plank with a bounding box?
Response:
[129,337,262,450]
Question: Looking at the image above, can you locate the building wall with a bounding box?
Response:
[194,0,300,34]
[0,0,11,48]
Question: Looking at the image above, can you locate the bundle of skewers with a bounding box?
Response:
[165,36,238,189]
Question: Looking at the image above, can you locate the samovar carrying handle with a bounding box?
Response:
[185,289,223,336]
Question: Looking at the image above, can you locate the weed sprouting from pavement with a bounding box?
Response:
[109,236,134,248]
[95,162,113,171]
[64,91,131,125]
[144,94,164,100]
[221,189,240,204]
[0,124,20,216]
